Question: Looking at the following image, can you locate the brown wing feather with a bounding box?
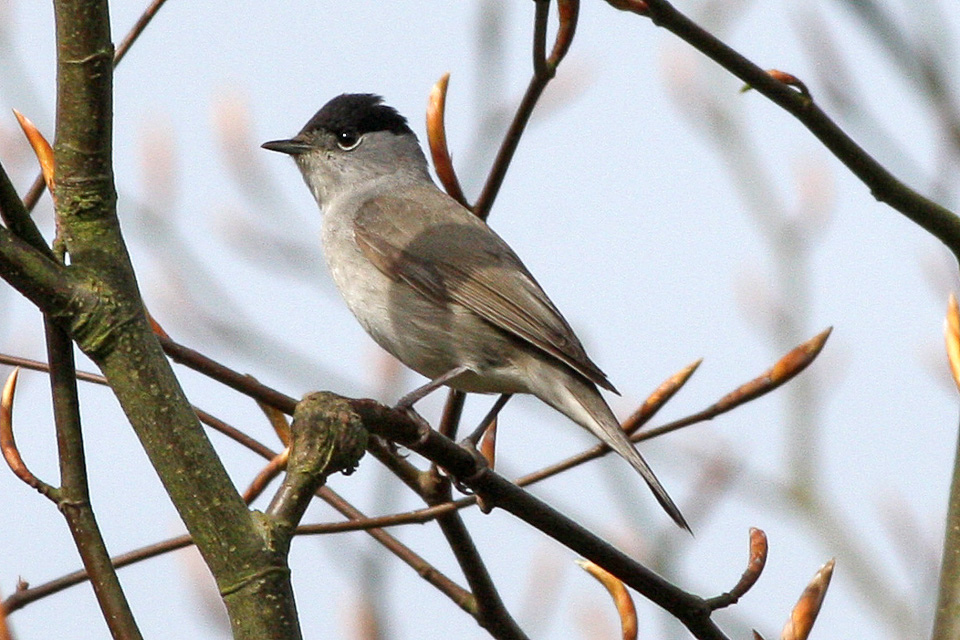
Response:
[353,192,617,393]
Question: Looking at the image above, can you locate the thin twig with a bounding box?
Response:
[430,482,528,639]
[1,324,831,534]
[113,0,169,65]
[706,528,768,610]
[44,322,143,639]
[631,0,960,259]
[3,534,194,614]
[0,355,471,620]
[474,0,555,219]
[425,74,468,208]
[0,369,57,498]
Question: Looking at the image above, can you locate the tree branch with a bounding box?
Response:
[623,0,960,259]
[47,2,300,637]
[353,398,729,640]
[45,323,143,640]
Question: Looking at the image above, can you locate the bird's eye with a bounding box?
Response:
[336,131,362,151]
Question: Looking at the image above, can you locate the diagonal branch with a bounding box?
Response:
[356,397,728,640]
[474,0,579,219]
[6,101,140,637]
[0,355,473,621]
[616,0,960,259]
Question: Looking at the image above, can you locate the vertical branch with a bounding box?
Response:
[415,5,580,635]
[46,324,143,640]
[7,109,143,638]
[426,480,529,640]
[48,2,301,638]
[22,0,171,213]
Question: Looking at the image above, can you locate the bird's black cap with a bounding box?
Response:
[299,93,413,138]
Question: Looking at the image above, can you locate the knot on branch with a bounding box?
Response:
[264,393,369,544]
[290,392,368,478]
[51,275,140,360]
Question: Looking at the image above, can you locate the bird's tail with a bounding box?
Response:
[537,371,690,532]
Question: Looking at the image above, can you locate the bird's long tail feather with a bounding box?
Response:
[541,373,690,532]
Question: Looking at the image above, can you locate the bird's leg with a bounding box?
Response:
[451,394,513,506]
[394,365,471,409]
[462,393,513,447]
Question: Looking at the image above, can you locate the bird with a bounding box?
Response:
[262,93,688,530]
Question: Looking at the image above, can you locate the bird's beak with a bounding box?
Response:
[261,138,313,155]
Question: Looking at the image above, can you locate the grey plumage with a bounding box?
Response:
[263,94,688,531]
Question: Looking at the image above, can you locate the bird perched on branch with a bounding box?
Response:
[263,93,687,531]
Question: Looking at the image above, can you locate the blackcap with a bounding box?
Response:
[263,93,687,530]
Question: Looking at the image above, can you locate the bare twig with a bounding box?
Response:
[0,356,471,621]
[44,322,144,640]
[615,0,960,259]
[474,0,579,219]
[706,528,768,610]
[243,448,289,504]
[518,329,831,485]
[0,325,831,535]
[426,73,468,208]
[1,368,57,498]
[3,534,194,614]
[113,0,170,65]
[622,358,702,435]
[576,559,638,640]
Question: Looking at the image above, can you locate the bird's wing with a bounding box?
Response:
[353,189,617,393]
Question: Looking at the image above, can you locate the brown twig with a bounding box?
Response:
[157,334,298,414]
[154,332,429,493]
[519,329,831,485]
[432,496,528,639]
[312,486,474,614]
[0,355,471,621]
[0,368,57,498]
[243,448,289,504]
[576,559,638,640]
[9,46,146,638]
[44,321,144,639]
[424,392,527,638]
[619,0,960,259]
[706,528,768,610]
[622,358,702,435]
[356,399,729,639]
[427,0,582,487]
[3,534,194,614]
[780,559,835,640]
[0,325,830,534]
[258,400,291,446]
[426,74,468,208]
[474,0,579,219]
[113,0,170,65]
[0,589,10,640]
